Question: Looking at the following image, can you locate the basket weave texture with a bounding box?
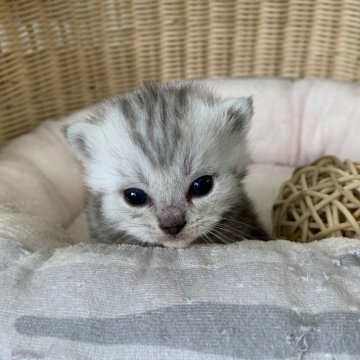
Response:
[273,156,360,243]
[1,0,360,143]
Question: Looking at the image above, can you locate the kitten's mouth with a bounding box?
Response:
[161,235,194,249]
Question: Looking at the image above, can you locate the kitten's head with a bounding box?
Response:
[64,83,253,248]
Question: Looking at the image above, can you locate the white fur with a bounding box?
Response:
[66,89,252,247]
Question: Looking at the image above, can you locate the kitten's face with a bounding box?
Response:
[65,83,253,248]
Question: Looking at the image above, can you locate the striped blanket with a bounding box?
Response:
[1,213,359,359]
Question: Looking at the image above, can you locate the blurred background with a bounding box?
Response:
[0,0,359,143]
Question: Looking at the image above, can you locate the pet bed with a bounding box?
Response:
[1,78,360,359]
[2,1,360,358]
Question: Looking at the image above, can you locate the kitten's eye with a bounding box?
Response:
[124,188,148,206]
[188,175,213,197]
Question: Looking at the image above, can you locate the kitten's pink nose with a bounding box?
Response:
[160,222,187,235]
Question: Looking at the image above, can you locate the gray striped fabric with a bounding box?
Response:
[1,214,360,359]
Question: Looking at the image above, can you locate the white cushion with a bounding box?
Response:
[1,78,360,359]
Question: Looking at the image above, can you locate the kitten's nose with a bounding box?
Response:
[160,222,187,235]
[158,206,186,236]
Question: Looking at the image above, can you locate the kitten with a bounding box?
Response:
[64,82,268,248]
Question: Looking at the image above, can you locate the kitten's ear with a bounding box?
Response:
[62,121,93,162]
[222,96,254,133]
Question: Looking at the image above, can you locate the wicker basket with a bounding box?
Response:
[1,0,359,143]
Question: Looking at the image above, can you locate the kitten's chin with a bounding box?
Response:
[139,230,203,248]
[162,240,193,249]
[159,237,195,249]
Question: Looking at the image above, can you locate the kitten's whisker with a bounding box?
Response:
[121,231,148,255]
[203,232,217,246]
[210,228,231,244]
[214,225,248,240]
[204,227,228,245]
[219,216,263,233]
[212,223,249,241]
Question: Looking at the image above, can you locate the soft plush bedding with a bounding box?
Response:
[1,78,360,359]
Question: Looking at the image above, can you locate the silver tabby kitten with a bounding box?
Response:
[64,83,268,248]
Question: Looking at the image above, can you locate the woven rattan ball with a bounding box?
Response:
[272,156,360,243]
